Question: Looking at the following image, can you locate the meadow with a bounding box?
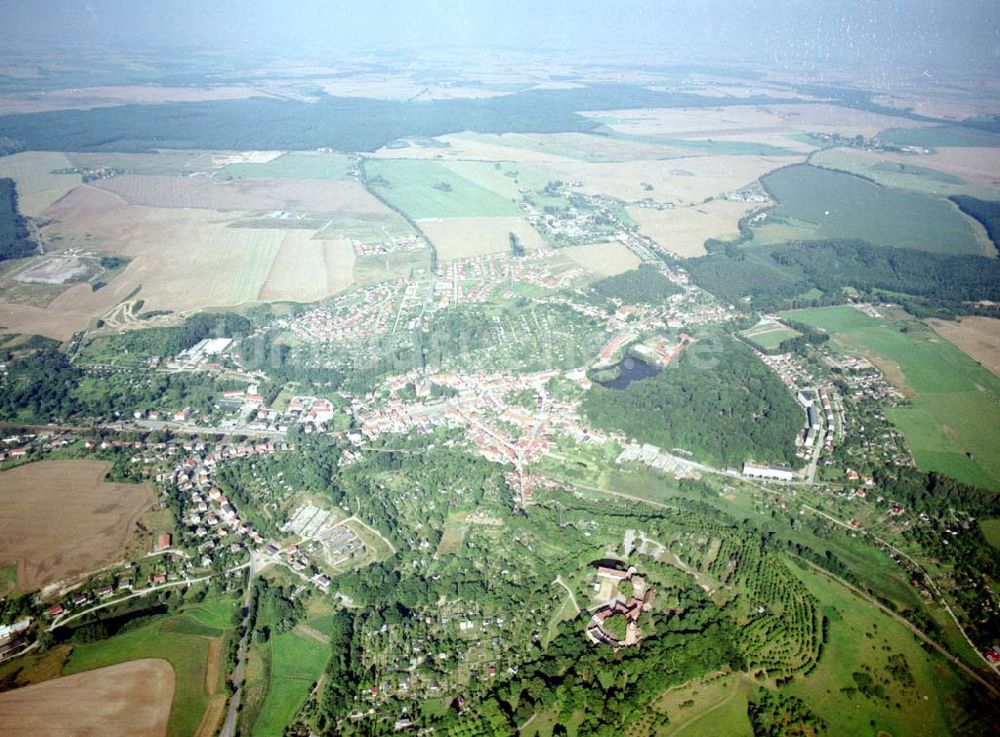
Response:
[757,165,988,255]
[781,305,1000,489]
[879,125,1000,148]
[251,627,331,737]
[740,321,802,351]
[783,561,974,737]
[365,159,522,220]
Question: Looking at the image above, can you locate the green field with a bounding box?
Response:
[365,159,525,219]
[810,148,996,199]
[221,151,355,179]
[251,628,330,737]
[979,518,1000,549]
[63,598,236,737]
[756,165,988,255]
[441,160,570,210]
[781,305,1000,488]
[315,213,415,243]
[740,321,802,351]
[879,126,1000,149]
[783,560,974,737]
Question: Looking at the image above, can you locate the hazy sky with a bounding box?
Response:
[2,0,999,71]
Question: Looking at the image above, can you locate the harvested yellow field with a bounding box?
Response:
[418,216,546,260]
[888,147,1000,191]
[0,187,290,339]
[543,155,794,205]
[560,241,640,277]
[926,317,1000,377]
[258,232,356,302]
[0,460,153,590]
[94,174,391,214]
[0,151,81,216]
[0,659,174,737]
[589,103,929,140]
[628,200,757,257]
[0,84,279,114]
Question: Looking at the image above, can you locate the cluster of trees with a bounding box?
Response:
[0,346,238,423]
[86,311,252,360]
[747,689,826,737]
[687,239,1000,311]
[0,178,33,261]
[589,264,682,305]
[582,335,803,467]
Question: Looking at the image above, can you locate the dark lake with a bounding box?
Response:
[595,357,661,390]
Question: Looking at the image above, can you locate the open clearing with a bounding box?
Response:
[541,154,795,206]
[365,159,521,219]
[257,232,355,302]
[628,200,757,257]
[0,460,153,590]
[94,174,389,213]
[758,165,990,256]
[438,131,698,163]
[926,316,1000,378]
[251,627,330,737]
[783,560,970,737]
[783,306,1000,489]
[0,658,173,737]
[560,241,640,277]
[0,151,81,216]
[740,321,802,351]
[418,216,546,260]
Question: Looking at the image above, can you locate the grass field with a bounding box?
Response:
[781,305,1000,489]
[0,659,173,737]
[365,159,522,219]
[353,248,431,286]
[221,151,355,179]
[251,628,330,737]
[63,600,235,737]
[315,213,414,243]
[658,675,752,737]
[757,165,988,255]
[980,518,1000,550]
[0,460,153,590]
[740,321,802,351]
[257,232,355,302]
[783,560,973,737]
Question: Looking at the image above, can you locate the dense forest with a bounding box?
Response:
[0,85,799,154]
[687,239,1000,310]
[951,195,1000,252]
[0,178,33,261]
[581,335,802,467]
[589,264,682,304]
